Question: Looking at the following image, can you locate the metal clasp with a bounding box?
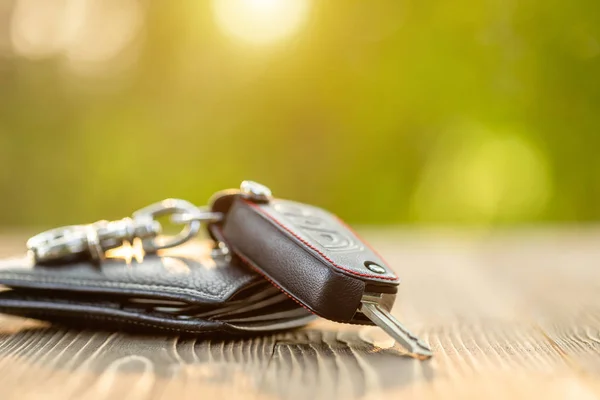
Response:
[26,218,161,264]
[27,198,224,264]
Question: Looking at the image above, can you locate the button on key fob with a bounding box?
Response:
[209,181,432,360]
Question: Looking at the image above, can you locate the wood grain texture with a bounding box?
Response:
[0,229,599,400]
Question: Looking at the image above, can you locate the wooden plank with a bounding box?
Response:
[0,230,598,399]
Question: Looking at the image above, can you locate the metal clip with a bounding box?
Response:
[26,218,160,264]
[27,198,224,264]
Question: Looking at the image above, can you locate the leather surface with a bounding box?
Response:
[0,242,316,334]
[253,199,399,282]
[213,197,400,323]
[0,243,258,305]
[0,291,316,335]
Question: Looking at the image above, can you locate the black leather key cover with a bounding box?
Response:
[211,197,400,323]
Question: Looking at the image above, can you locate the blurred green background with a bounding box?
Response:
[0,0,599,227]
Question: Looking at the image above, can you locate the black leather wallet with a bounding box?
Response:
[0,243,315,334]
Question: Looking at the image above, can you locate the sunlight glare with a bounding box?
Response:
[212,0,310,45]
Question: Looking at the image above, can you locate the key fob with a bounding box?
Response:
[208,181,432,359]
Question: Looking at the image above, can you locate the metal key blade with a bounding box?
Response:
[360,297,432,360]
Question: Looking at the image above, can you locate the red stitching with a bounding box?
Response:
[244,200,399,282]
[225,228,375,326]
[233,249,317,316]
[214,224,314,314]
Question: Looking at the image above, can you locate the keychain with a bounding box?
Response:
[26,181,432,360]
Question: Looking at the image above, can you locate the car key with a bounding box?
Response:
[207,181,432,360]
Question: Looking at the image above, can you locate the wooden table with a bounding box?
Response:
[0,229,599,400]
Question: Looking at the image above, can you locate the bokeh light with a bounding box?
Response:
[411,124,553,224]
[212,0,311,45]
[10,0,142,76]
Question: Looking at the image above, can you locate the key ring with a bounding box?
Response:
[27,198,223,264]
[132,199,222,252]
